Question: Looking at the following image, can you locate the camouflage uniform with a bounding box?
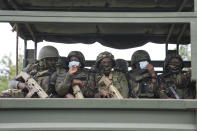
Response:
[94,52,129,98]
[159,53,195,99]
[49,57,68,97]
[55,51,95,98]
[128,50,158,98]
[6,46,59,98]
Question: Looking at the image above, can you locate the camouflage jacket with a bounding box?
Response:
[8,63,56,98]
[128,69,158,98]
[94,71,129,98]
[158,71,195,99]
[50,68,67,97]
[9,63,39,89]
[55,68,95,98]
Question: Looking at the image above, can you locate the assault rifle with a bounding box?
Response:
[72,85,84,99]
[130,90,139,98]
[166,80,180,99]
[168,86,180,99]
[98,75,123,99]
[16,71,48,98]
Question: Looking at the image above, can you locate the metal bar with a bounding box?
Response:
[195,0,197,12]
[191,22,197,80]
[165,24,175,44]
[23,40,27,67]
[7,0,18,10]
[177,24,188,44]
[165,0,188,45]
[190,22,197,100]
[177,0,189,12]
[165,43,168,57]
[177,44,180,54]
[0,123,196,131]
[16,24,18,75]
[85,60,191,68]
[34,41,37,60]
[1,10,197,17]
[0,98,196,109]
[0,16,195,23]
[0,11,196,23]
[24,40,27,59]
[24,23,36,41]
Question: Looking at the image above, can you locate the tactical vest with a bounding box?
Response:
[71,68,95,98]
[159,72,193,99]
[27,63,56,97]
[95,71,129,98]
[129,69,157,98]
[55,68,95,98]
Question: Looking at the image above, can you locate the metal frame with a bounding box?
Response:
[0,8,197,131]
[0,11,191,75]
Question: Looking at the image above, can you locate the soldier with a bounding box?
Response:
[6,46,59,98]
[55,51,95,98]
[48,57,68,98]
[114,59,139,98]
[128,50,158,98]
[94,51,129,98]
[159,53,195,99]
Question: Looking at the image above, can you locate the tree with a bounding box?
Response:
[0,54,23,92]
[179,45,191,60]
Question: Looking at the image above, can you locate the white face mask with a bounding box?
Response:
[68,61,80,68]
[139,61,149,69]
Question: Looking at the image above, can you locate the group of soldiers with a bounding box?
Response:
[0,45,196,99]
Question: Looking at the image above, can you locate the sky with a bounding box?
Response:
[0,22,177,68]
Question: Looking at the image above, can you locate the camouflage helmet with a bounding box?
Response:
[38,46,59,60]
[164,53,183,72]
[114,59,129,72]
[131,50,151,67]
[67,51,85,68]
[95,51,115,68]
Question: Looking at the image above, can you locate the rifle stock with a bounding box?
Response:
[99,75,123,99]
[16,71,48,98]
[72,85,84,99]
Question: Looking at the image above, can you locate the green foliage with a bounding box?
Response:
[0,76,9,92]
[0,54,23,92]
[179,45,191,60]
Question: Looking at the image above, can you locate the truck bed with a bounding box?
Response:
[0,98,196,131]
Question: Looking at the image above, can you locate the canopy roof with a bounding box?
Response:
[0,0,194,12]
[0,0,193,49]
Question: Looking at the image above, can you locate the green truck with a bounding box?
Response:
[0,0,196,130]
